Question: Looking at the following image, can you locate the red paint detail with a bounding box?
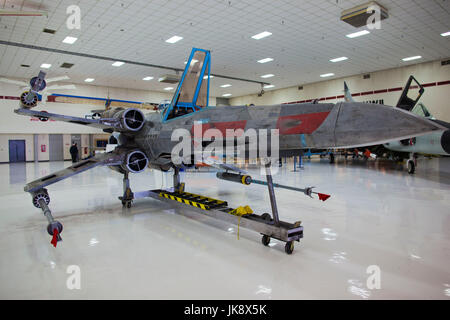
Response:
[0,96,4,99]
[336,95,345,99]
[388,87,403,92]
[51,229,58,247]
[438,80,450,86]
[364,149,371,158]
[326,96,337,100]
[318,193,330,201]
[423,82,436,87]
[47,95,57,102]
[276,112,330,135]
[351,93,361,97]
[374,89,387,94]
[361,91,374,96]
[5,96,20,100]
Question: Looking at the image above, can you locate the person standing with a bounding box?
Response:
[70,143,79,163]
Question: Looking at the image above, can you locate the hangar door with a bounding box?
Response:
[9,140,26,162]
[49,134,64,161]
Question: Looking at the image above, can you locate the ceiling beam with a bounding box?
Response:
[0,40,270,86]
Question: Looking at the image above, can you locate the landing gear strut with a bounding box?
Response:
[119,171,134,208]
[407,153,416,174]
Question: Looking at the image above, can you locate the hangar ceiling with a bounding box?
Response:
[0,0,449,98]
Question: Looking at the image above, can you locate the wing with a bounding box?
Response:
[25,152,123,193]
[14,107,121,131]
[14,106,146,133]
[202,155,247,174]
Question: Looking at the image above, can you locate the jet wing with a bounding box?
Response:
[202,155,247,174]
[15,108,122,131]
[25,152,123,193]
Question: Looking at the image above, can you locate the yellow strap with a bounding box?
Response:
[228,206,253,239]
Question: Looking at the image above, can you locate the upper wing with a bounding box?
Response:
[15,108,120,131]
[14,107,146,133]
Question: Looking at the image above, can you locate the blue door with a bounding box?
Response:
[9,140,26,162]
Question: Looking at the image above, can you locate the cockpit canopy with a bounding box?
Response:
[162,48,211,122]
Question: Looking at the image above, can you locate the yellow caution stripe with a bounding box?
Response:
[159,192,208,210]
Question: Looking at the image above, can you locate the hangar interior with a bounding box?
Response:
[0,0,449,299]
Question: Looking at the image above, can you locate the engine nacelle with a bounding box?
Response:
[109,149,149,174]
[102,108,145,132]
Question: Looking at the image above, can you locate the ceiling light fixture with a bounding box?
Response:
[220,84,231,88]
[320,73,335,78]
[142,76,154,81]
[84,78,94,82]
[164,87,174,90]
[251,31,272,40]
[264,84,275,88]
[330,56,348,62]
[203,75,214,80]
[166,36,183,43]
[222,93,232,97]
[112,61,125,67]
[261,74,274,78]
[62,36,78,44]
[346,30,370,38]
[40,63,51,69]
[440,31,450,37]
[402,56,422,61]
[257,58,274,63]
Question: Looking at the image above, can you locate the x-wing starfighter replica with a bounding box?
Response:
[13,48,444,254]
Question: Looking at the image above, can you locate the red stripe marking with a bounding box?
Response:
[326,96,337,100]
[374,89,387,94]
[352,93,360,97]
[423,82,436,87]
[336,95,345,99]
[388,87,402,92]
[438,80,450,86]
[5,96,20,100]
[361,91,374,96]
[276,112,330,135]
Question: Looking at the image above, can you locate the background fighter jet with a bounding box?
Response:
[344,77,450,173]
[13,48,444,251]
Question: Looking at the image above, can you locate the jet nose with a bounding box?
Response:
[334,102,445,148]
[441,130,450,155]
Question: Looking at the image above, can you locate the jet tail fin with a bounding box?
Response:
[344,81,355,102]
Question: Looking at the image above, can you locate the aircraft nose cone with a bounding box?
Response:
[334,102,444,148]
[441,130,450,154]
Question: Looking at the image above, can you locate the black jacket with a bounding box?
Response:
[70,145,78,155]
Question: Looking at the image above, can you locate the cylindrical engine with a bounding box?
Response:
[102,108,145,132]
[109,149,149,174]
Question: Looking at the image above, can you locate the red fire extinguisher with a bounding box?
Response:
[41,145,46,152]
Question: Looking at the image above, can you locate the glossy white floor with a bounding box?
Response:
[0,156,449,299]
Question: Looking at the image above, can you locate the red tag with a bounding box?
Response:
[51,228,59,247]
[318,193,331,201]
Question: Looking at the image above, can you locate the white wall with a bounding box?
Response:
[230,59,450,122]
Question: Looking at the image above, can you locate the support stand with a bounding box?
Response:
[119,171,134,208]
[264,161,280,225]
